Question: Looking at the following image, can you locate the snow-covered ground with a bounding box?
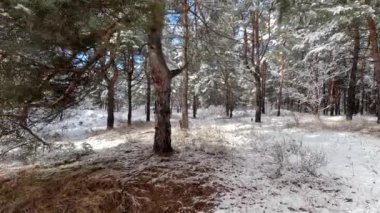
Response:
[1,107,380,212]
[192,110,380,212]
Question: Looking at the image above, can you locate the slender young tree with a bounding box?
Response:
[144,57,152,122]
[181,0,190,129]
[347,23,360,120]
[277,55,286,116]
[125,49,135,125]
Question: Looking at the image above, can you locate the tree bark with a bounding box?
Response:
[367,15,380,123]
[126,51,134,125]
[360,61,365,115]
[192,94,197,118]
[251,11,262,123]
[329,78,336,116]
[347,23,360,121]
[147,1,182,154]
[105,58,119,130]
[180,0,189,129]
[145,58,151,122]
[277,57,285,116]
[336,91,341,115]
[343,89,347,115]
[107,85,115,130]
[261,61,267,114]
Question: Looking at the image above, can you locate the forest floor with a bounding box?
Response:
[0,107,380,212]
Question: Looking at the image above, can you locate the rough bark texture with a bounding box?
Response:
[107,86,115,130]
[105,59,119,130]
[180,0,190,129]
[148,1,178,154]
[368,16,380,123]
[347,24,360,121]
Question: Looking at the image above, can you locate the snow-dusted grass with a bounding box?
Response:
[192,108,380,212]
[1,106,380,212]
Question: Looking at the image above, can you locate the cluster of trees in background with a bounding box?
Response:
[0,0,380,155]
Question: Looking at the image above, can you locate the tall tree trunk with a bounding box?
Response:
[261,61,267,114]
[329,79,336,116]
[107,85,115,130]
[105,59,119,130]
[322,82,327,115]
[255,79,262,122]
[336,91,341,115]
[228,85,234,118]
[343,89,347,115]
[277,57,285,116]
[252,11,262,123]
[367,14,380,123]
[147,1,183,154]
[125,50,134,125]
[347,23,360,120]
[145,59,151,122]
[314,67,320,116]
[192,94,197,119]
[180,0,189,129]
[225,87,230,117]
[360,61,365,115]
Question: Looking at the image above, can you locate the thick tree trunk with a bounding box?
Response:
[147,1,181,154]
[154,86,173,153]
[180,0,189,129]
[107,86,115,130]
[368,16,380,123]
[347,24,360,121]
[105,59,119,130]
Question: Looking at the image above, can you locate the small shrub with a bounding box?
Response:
[39,142,94,166]
[299,148,327,175]
[270,139,327,177]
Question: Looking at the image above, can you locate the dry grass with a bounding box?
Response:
[0,155,221,213]
[297,117,380,138]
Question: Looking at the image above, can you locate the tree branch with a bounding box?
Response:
[170,62,189,79]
